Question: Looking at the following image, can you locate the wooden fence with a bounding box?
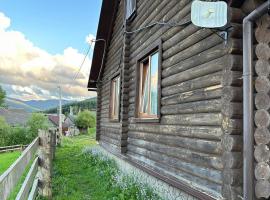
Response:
[0,129,58,200]
[0,145,28,154]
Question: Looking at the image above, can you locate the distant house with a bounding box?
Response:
[47,114,68,135]
[0,108,31,126]
[64,107,79,136]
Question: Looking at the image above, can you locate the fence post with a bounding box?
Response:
[56,130,61,146]
[50,129,56,160]
[38,129,53,199]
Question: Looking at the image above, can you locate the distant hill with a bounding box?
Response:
[44,97,97,114]
[24,99,71,110]
[5,97,72,112]
[5,98,40,112]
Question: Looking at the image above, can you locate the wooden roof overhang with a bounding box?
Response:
[87,0,119,90]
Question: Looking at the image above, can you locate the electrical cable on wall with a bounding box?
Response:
[96,20,192,84]
[124,20,192,35]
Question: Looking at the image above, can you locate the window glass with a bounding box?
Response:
[110,76,120,120]
[138,52,159,118]
[150,53,159,115]
[126,0,136,20]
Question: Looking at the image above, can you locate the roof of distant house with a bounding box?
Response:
[0,108,31,126]
[47,114,68,128]
[64,115,76,127]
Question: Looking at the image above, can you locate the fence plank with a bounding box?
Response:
[15,157,38,200]
[27,178,38,200]
[0,138,39,200]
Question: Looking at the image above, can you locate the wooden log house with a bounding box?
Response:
[88,0,269,199]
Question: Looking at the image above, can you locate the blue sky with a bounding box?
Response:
[0,0,102,100]
[0,0,102,54]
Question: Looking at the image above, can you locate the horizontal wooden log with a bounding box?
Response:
[255,92,270,110]
[161,113,222,126]
[127,151,222,196]
[222,184,242,200]
[162,34,224,69]
[222,86,243,102]
[221,118,243,135]
[229,8,245,23]
[222,152,242,169]
[163,27,212,60]
[254,144,270,163]
[99,140,122,154]
[255,27,270,43]
[128,124,223,140]
[162,56,225,88]
[222,169,242,186]
[255,180,270,199]
[161,99,221,115]
[221,70,242,87]
[221,135,242,152]
[163,23,199,51]
[162,45,242,79]
[255,76,270,93]
[221,102,243,119]
[127,144,223,184]
[100,122,121,129]
[255,109,270,128]
[127,139,223,170]
[161,86,222,106]
[162,71,222,97]
[255,162,270,180]
[256,43,270,60]
[128,131,223,154]
[255,59,270,76]
[255,127,270,145]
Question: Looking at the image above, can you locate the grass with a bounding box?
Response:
[0,150,35,200]
[50,129,161,200]
[0,151,21,175]
[7,157,35,200]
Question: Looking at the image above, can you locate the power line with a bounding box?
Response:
[72,42,93,82]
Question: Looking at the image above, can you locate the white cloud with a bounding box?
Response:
[0,12,96,100]
[0,12,10,30]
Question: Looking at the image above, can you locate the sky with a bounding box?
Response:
[0,0,102,101]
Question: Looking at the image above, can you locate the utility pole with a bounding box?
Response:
[58,86,62,143]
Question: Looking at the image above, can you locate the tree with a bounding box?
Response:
[0,117,9,146]
[0,86,6,107]
[27,113,49,140]
[75,110,96,131]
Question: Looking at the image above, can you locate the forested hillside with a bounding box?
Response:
[45,97,97,114]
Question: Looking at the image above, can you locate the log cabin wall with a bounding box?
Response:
[254,14,270,199]
[98,0,125,153]
[97,0,245,199]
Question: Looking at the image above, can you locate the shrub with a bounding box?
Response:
[0,86,5,107]
[0,117,9,146]
[0,113,49,147]
[75,110,96,130]
[27,113,49,141]
[6,127,29,146]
